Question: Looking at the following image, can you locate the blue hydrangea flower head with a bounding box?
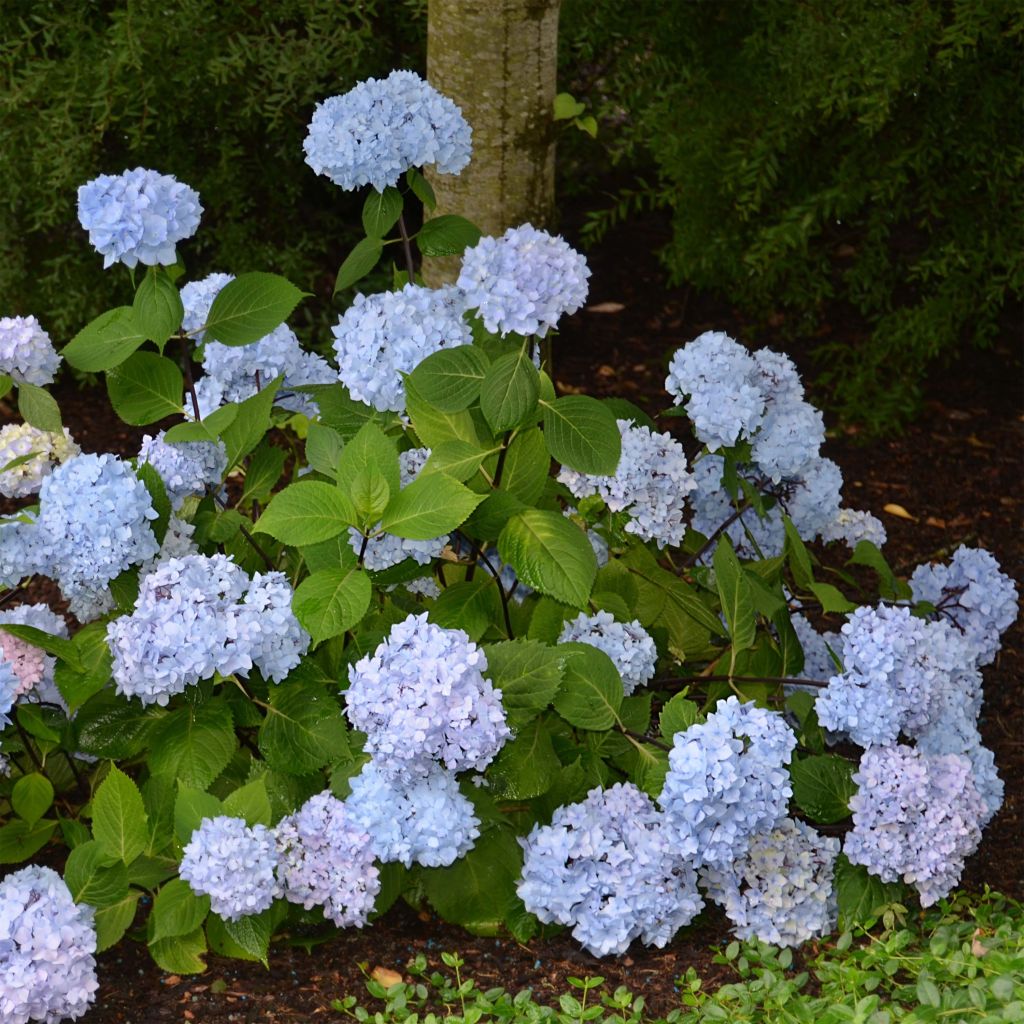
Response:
[659,696,796,868]
[304,70,472,192]
[345,612,510,777]
[275,790,380,928]
[236,571,310,682]
[138,430,227,510]
[0,424,80,498]
[181,272,235,342]
[787,614,841,682]
[0,315,62,386]
[180,816,280,921]
[0,658,17,731]
[558,610,657,696]
[345,761,480,867]
[820,508,888,550]
[0,864,98,1024]
[750,398,825,483]
[457,225,590,337]
[517,782,704,957]
[0,516,44,589]
[77,167,202,268]
[701,817,840,947]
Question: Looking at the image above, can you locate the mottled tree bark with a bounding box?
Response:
[424,0,561,284]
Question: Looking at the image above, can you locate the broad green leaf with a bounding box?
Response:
[142,776,176,855]
[299,534,358,574]
[148,702,236,790]
[222,778,272,827]
[479,348,539,434]
[404,375,482,448]
[422,439,493,483]
[429,579,502,641]
[313,383,393,438]
[336,422,400,503]
[810,581,857,613]
[149,926,207,974]
[407,345,490,412]
[151,879,210,942]
[406,167,436,210]
[219,379,281,468]
[292,568,371,644]
[783,516,816,590]
[0,819,57,864]
[380,472,484,540]
[496,428,549,504]
[334,237,384,293]
[202,271,305,346]
[0,623,79,667]
[713,537,757,650]
[417,214,482,257]
[92,765,149,865]
[541,395,621,475]
[238,441,287,507]
[622,546,727,638]
[12,773,53,825]
[94,892,140,952]
[174,786,223,845]
[659,693,701,740]
[107,351,183,424]
[133,268,184,346]
[485,639,566,727]
[834,855,904,929]
[17,382,62,432]
[849,539,909,600]
[255,481,357,545]
[361,186,403,238]
[461,489,527,542]
[489,717,562,800]
[223,909,273,967]
[136,461,171,546]
[305,422,343,479]
[553,91,586,119]
[74,693,163,757]
[63,306,145,372]
[162,402,239,444]
[789,754,857,823]
[64,841,130,907]
[553,643,623,730]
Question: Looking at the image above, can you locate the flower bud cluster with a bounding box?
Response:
[0,315,62,386]
[557,610,657,696]
[138,430,227,510]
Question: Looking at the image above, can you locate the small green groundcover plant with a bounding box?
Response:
[0,70,1017,1023]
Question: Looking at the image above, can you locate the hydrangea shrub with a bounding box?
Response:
[0,69,1017,1019]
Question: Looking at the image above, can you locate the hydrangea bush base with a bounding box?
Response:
[0,68,1017,1022]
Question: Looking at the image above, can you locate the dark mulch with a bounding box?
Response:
[2,212,1020,1022]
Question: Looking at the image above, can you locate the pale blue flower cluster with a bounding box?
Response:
[517,783,704,957]
[910,545,1018,667]
[820,508,888,550]
[659,697,796,868]
[138,515,198,578]
[458,225,590,337]
[331,284,471,413]
[0,518,40,589]
[0,864,98,1024]
[0,424,79,498]
[180,272,234,341]
[275,791,380,928]
[701,817,840,947]
[345,760,480,868]
[345,613,510,777]
[304,70,471,192]
[789,614,840,682]
[0,659,17,732]
[138,430,227,510]
[180,816,280,921]
[0,315,62,386]
[845,745,987,906]
[107,555,309,706]
[558,419,696,548]
[557,610,657,696]
[77,167,202,268]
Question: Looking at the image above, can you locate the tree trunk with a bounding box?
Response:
[424,0,561,285]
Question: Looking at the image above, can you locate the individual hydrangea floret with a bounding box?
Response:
[138,430,227,510]
[518,783,704,957]
[180,816,279,921]
[701,817,840,947]
[275,791,380,928]
[0,864,98,1024]
[235,571,311,682]
[0,315,62,386]
[77,167,202,268]
[331,284,471,413]
[659,697,796,868]
[910,546,1018,667]
[820,508,888,550]
[345,761,480,867]
[0,423,79,498]
[558,610,657,696]
[457,224,590,337]
[345,613,510,777]
[304,70,472,192]
[0,603,67,701]
[845,745,988,906]
[558,419,696,548]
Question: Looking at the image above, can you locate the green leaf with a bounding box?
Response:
[834,855,904,929]
[202,271,305,346]
[541,396,621,475]
[0,819,57,863]
[380,472,484,540]
[498,510,597,607]
[136,461,171,545]
[361,187,404,238]
[659,693,700,740]
[17,382,62,432]
[407,345,490,412]
[163,402,238,445]
[12,773,53,825]
[255,481,357,545]
[0,623,79,667]
[553,643,624,730]
[55,623,115,712]
[849,540,907,600]
[809,581,857,613]
[417,214,482,257]
[92,765,149,865]
[107,351,183,424]
[489,717,562,800]
[336,422,400,505]
[133,268,184,346]
[713,537,757,650]
[292,568,371,644]
[429,579,502,641]
[219,380,281,468]
[149,926,207,974]
[789,754,857,823]
[304,422,343,479]
[223,909,273,967]
[479,348,540,434]
[238,441,287,507]
[422,440,493,483]
[404,375,483,448]
[334,237,384,293]
[174,786,223,845]
[485,640,566,727]
[94,892,140,952]
[222,778,272,827]
[63,306,146,372]
[784,516,816,591]
[151,879,211,942]
[406,167,436,210]
[148,702,237,790]
[497,427,550,505]
[142,776,176,855]
[74,694,162,758]
[553,91,586,120]
[64,841,130,908]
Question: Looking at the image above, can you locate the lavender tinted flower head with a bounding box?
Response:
[558,419,696,548]
[332,285,471,413]
[275,791,380,928]
[180,816,280,922]
[558,611,657,696]
[0,424,80,498]
[77,167,202,268]
[659,696,796,868]
[345,613,510,777]
[701,817,840,947]
[138,430,227,510]
[0,864,98,1024]
[518,783,704,957]
[457,224,590,338]
[345,761,480,867]
[845,745,988,906]
[304,70,472,192]
[0,603,67,701]
[0,315,62,386]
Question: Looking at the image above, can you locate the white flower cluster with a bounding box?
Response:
[138,430,227,510]
[518,783,704,957]
[0,865,98,1024]
[77,166,202,268]
[458,224,590,338]
[0,423,79,498]
[304,69,471,192]
[557,610,657,695]
[0,315,62,386]
[0,603,67,703]
[558,419,696,548]
[331,284,471,413]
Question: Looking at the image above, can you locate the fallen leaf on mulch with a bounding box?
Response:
[883,503,917,521]
[371,966,403,988]
[586,301,625,313]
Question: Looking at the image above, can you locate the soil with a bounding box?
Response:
[2,212,1020,1023]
